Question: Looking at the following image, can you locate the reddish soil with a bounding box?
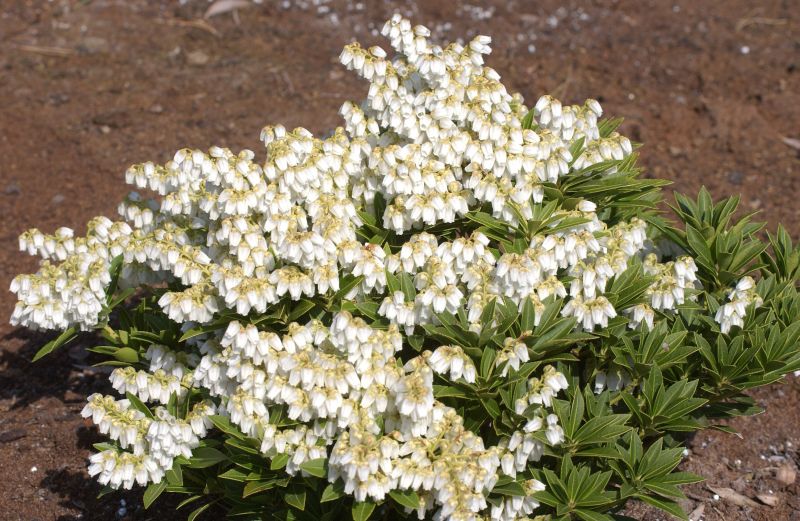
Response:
[0,1,798,520]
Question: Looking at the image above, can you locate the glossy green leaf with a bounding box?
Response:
[143,480,167,509]
[351,501,375,521]
[299,457,327,478]
[389,489,421,509]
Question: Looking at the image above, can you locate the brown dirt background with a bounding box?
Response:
[0,1,798,520]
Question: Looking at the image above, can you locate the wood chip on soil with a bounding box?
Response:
[204,0,253,18]
[707,485,760,508]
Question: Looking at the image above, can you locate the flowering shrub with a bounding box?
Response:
[10,14,800,521]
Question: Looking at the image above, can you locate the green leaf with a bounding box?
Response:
[352,500,376,521]
[167,392,178,417]
[480,348,496,379]
[480,297,498,327]
[177,318,232,343]
[433,384,468,399]
[573,446,623,459]
[521,109,535,130]
[284,489,307,511]
[243,480,276,497]
[398,272,417,301]
[270,453,290,470]
[520,298,537,331]
[164,461,183,487]
[407,334,425,352]
[575,509,615,521]
[321,481,346,503]
[598,117,624,137]
[186,447,227,469]
[105,254,124,303]
[288,299,317,322]
[113,346,140,364]
[643,480,684,499]
[218,468,249,482]
[299,458,327,478]
[492,478,526,496]
[107,288,136,311]
[353,301,380,321]
[482,397,501,419]
[573,415,631,445]
[389,489,421,509]
[175,495,203,510]
[125,392,155,420]
[32,326,78,362]
[635,494,688,520]
[659,471,704,486]
[208,415,246,440]
[86,345,120,356]
[330,275,364,307]
[565,389,586,438]
[96,485,115,499]
[225,436,260,455]
[465,211,512,234]
[143,480,167,509]
[386,270,400,293]
[187,502,213,521]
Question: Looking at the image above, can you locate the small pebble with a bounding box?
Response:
[3,182,20,195]
[30,466,38,473]
[187,50,210,66]
[776,464,796,485]
[727,170,744,185]
[80,36,109,54]
[740,45,750,55]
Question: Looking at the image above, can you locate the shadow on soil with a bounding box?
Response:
[0,328,80,408]
[39,466,184,521]
[38,450,186,521]
[0,327,117,410]
[0,328,152,520]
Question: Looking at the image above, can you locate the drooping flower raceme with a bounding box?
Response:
[714,276,763,334]
[8,14,762,521]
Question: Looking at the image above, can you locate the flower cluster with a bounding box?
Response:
[715,276,763,333]
[9,14,771,521]
[81,393,214,489]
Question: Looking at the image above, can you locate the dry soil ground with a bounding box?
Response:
[0,1,798,520]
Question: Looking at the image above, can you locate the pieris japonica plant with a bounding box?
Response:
[10,14,800,521]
